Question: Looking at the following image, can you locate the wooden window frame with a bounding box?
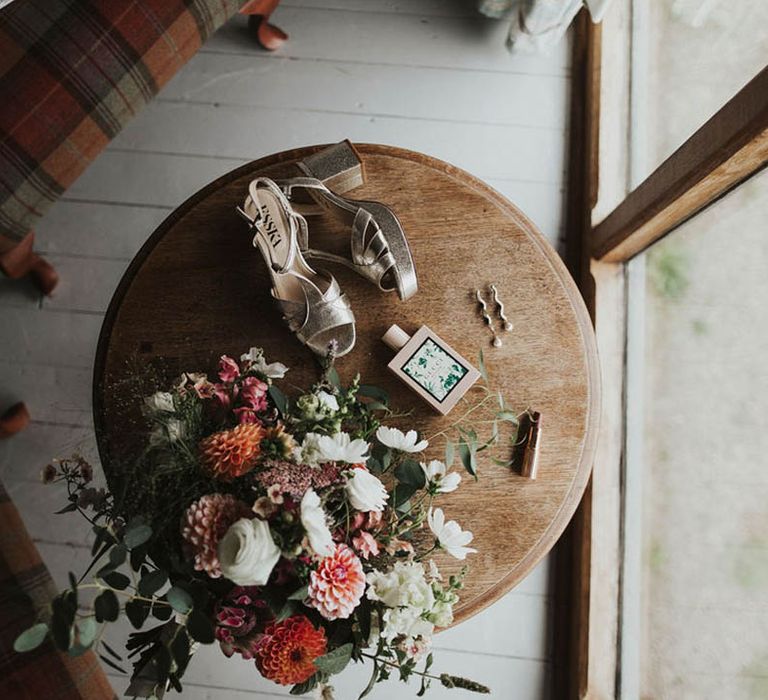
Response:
[557,7,768,699]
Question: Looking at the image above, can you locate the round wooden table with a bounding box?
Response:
[93,143,600,624]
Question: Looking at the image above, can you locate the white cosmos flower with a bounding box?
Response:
[376,426,428,453]
[420,460,461,493]
[316,432,369,464]
[345,468,388,512]
[218,518,281,585]
[240,347,288,378]
[300,489,335,557]
[427,508,477,560]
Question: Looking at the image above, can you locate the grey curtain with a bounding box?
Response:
[479,0,612,52]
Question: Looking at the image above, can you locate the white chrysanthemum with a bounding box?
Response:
[420,460,461,493]
[427,507,477,560]
[375,426,428,453]
[316,432,369,464]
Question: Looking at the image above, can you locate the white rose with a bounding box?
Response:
[218,518,280,585]
[300,490,335,557]
[345,468,388,512]
[144,391,175,413]
[316,390,339,413]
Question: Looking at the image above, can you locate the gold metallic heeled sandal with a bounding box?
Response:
[276,176,418,301]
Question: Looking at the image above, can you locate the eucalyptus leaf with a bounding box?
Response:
[445,440,455,468]
[125,599,150,629]
[326,366,341,388]
[478,349,488,383]
[13,623,49,652]
[358,384,389,404]
[290,674,319,695]
[394,459,425,488]
[314,643,353,675]
[76,617,97,647]
[100,571,130,590]
[138,569,168,597]
[287,585,309,601]
[166,586,193,614]
[458,440,477,478]
[94,590,120,622]
[124,524,153,549]
[268,385,288,416]
[392,483,418,508]
[186,610,215,644]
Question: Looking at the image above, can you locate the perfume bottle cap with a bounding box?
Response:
[382,324,411,351]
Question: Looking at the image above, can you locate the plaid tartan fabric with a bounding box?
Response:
[0,480,117,699]
[0,0,243,243]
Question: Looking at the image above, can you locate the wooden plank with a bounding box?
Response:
[0,308,101,368]
[109,101,566,183]
[204,10,569,76]
[161,52,568,129]
[42,256,128,314]
[592,67,768,262]
[34,200,171,260]
[0,363,93,427]
[64,152,563,242]
[279,0,476,17]
[554,9,602,700]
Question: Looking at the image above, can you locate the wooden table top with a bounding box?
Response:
[93,143,600,624]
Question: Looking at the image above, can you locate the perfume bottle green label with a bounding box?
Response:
[401,338,468,402]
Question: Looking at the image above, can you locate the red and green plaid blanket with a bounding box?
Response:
[0,0,243,245]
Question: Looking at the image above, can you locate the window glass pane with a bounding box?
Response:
[640,169,768,695]
[646,1,768,177]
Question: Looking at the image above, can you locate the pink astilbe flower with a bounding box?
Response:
[253,460,344,500]
[218,355,240,382]
[181,493,250,577]
[307,544,365,620]
[352,531,380,560]
[240,376,269,411]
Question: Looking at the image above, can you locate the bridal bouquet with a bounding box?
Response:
[15,348,514,698]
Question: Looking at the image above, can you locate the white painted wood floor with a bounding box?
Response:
[0,2,570,697]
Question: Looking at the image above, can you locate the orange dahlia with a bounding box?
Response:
[307,544,365,620]
[200,423,264,480]
[255,615,327,685]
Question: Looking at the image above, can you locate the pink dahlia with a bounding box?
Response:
[307,544,365,620]
[181,493,250,577]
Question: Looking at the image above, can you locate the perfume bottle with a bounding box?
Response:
[382,325,481,415]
